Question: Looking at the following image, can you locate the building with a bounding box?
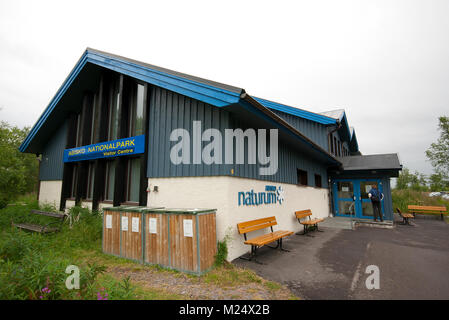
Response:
[20,48,402,261]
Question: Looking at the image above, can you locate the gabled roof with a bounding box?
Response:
[19,48,341,166]
[20,48,244,153]
[319,108,359,152]
[349,127,359,152]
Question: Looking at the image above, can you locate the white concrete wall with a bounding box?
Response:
[147,176,331,261]
[64,200,111,213]
[38,180,62,210]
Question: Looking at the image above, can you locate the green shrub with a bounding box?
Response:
[214,228,233,267]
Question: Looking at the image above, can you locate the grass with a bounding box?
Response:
[392,189,449,223]
[0,194,294,300]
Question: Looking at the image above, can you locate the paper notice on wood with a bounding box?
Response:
[183,219,193,237]
[121,216,128,231]
[106,215,112,229]
[132,217,140,233]
[149,218,157,234]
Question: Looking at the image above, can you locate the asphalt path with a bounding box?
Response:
[233,215,449,299]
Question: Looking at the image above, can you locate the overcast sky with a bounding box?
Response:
[1,0,448,177]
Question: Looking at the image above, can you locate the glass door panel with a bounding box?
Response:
[337,181,353,199]
[333,180,356,217]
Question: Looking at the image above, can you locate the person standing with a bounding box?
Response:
[368,184,384,222]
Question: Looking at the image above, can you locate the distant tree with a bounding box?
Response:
[426,116,449,179]
[0,121,39,207]
[410,171,429,192]
[396,168,414,190]
[395,167,428,191]
[429,173,449,192]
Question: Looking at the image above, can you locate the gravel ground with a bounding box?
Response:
[109,266,297,300]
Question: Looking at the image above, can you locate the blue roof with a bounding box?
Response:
[19,48,344,156]
[254,97,337,125]
[19,48,243,153]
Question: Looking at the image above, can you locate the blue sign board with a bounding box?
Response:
[63,135,145,163]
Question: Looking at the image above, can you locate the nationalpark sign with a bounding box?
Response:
[63,135,145,162]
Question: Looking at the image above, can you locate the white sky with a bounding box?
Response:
[1,0,448,176]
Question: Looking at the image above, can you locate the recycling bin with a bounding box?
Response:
[143,210,170,267]
[102,206,122,256]
[102,206,163,261]
[144,208,217,274]
[103,206,217,274]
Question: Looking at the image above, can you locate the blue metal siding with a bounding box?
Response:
[147,87,329,187]
[382,177,394,220]
[271,109,330,151]
[39,120,68,180]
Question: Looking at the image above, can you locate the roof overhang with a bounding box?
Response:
[329,153,402,177]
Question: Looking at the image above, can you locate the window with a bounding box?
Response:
[90,93,100,144]
[125,157,141,203]
[297,169,308,186]
[104,161,116,201]
[314,174,322,188]
[333,137,337,156]
[86,162,95,200]
[330,135,334,154]
[108,79,121,141]
[75,113,82,147]
[128,83,145,137]
[70,165,79,198]
[338,140,341,157]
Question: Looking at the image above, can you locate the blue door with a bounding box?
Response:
[332,179,384,219]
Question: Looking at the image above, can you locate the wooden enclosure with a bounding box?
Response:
[120,211,143,261]
[102,209,120,256]
[145,208,217,274]
[103,206,217,274]
[144,212,169,266]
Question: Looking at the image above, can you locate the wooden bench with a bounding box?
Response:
[12,210,67,233]
[407,205,447,221]
[396,208,414,226]
[295,209,324,236]
[237,216,293,263]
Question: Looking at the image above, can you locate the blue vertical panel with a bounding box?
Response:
[39,120,68,180]
[382,177,393,220]
[271,110,330,151]
[146,86,330,187]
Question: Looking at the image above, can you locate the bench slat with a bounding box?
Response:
[30,210,66,219]
[295,210,312,220]
[245,230,294,246]
[12,223,58,233]
[407,205,446,212]
[237,216,277,234]
[300,218,324,225]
